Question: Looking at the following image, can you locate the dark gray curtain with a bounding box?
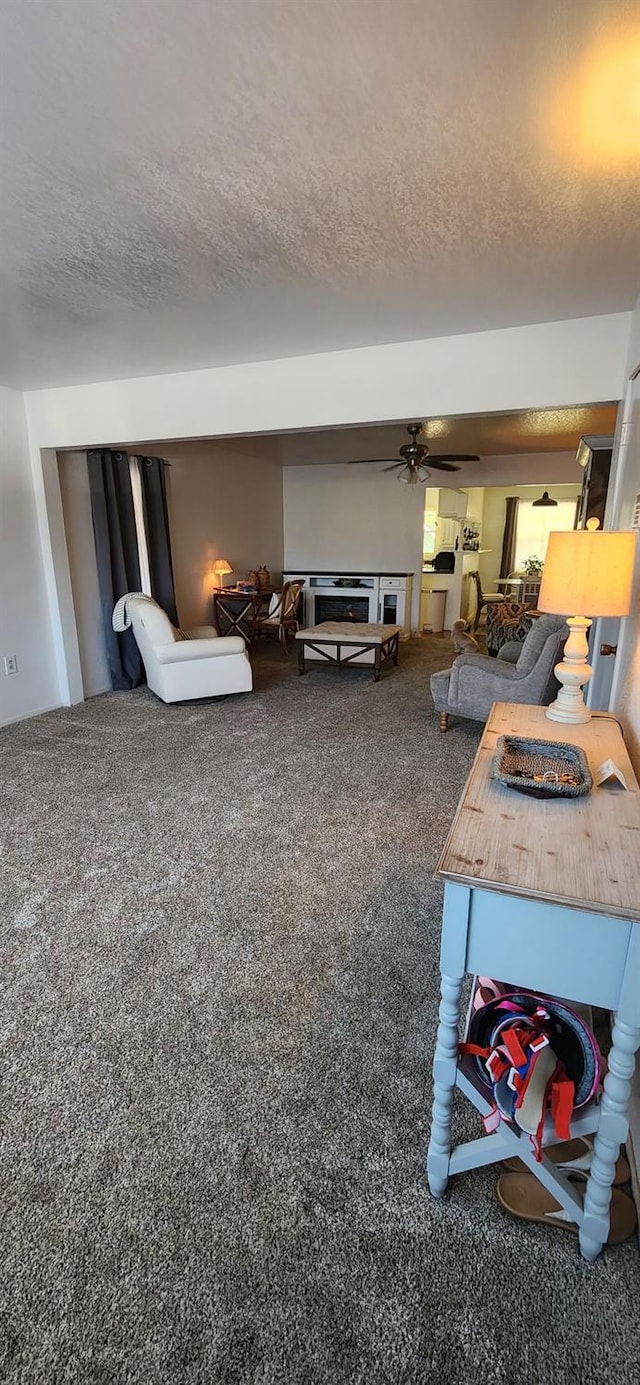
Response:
[499,496,519,578]
[136,455,178,625]
[87,449,144,690]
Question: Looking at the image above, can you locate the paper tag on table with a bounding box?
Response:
[595,758,628,790]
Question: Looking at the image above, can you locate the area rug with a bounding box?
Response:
[1,637,638,1385]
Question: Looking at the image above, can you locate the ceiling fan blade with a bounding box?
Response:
[427,460,460,472]
[430,453,480,462]
[347,458,398,465]
[382,462,404,472]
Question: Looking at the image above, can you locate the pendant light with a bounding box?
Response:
[532,490,558,508]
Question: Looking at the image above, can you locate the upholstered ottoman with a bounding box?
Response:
[295,621,401,682]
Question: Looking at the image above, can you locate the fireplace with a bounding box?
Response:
[282,571,413,632]
[314,595,370,623]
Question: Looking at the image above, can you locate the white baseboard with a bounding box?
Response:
[1,701,62,728]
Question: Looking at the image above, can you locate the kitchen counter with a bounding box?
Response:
[421,550,490,630]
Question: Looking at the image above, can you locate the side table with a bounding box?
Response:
[213,588,279,645]
[427,701,640,1260]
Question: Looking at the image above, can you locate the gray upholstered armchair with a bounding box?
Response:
[430,614,567,731]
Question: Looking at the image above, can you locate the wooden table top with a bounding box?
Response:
[436,702,640,922]
[215,587,279,598]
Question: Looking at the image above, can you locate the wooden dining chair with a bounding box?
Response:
[252,580,304,653]
[470,569,506,631]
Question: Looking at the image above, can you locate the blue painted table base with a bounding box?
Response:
[427,882,640,1260]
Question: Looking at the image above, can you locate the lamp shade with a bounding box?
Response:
[212,558,232,577]
[538,525,635,618]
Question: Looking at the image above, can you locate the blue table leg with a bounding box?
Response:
[579,1014,640,1260]
[427,884,470,1197]
[428,971,465,1196]
[579,927,640,1259]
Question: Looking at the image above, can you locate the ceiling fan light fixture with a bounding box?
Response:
[398,465,430,485]
[346,424,472,473]
[532,489,558,507]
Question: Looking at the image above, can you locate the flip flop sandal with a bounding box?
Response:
[472,976,509,1012]
[492,1031,563,1131]
[502,1137,631,1186]
[496,1172,638,1245]
[466,992,602,1108]
[512,1044,558,1136]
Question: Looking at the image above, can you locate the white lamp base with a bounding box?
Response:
[545,616,592,724]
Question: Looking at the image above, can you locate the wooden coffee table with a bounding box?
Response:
[295,621,401,682]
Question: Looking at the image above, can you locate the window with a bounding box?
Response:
[513,499,577,572]
[423,508,438,557]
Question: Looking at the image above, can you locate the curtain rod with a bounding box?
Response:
[131,453,172,466]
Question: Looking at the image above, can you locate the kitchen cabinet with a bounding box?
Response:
[436,516,459,550]
[437,488,468,520]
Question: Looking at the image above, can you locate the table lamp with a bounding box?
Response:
[537,518,635,724]
[212,558,233,591]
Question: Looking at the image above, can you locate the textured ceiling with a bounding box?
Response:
[134,403,618,465]
[1,0,639,389]
[275,403,619,464]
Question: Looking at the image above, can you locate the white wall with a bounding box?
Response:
[283,451,585,632]
[450,450,582,491]
[14,311,633,712]
[283,463,424,627]
[159,440,284,628]
[611,293,640,774]
[612,393,640,767]
[606,291,640,1231]
[25,313,629,450]
[461,486,485,526]
[0,388,59,724]
[57,452,111,697]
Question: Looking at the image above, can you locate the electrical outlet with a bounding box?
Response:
[3,654,18,675]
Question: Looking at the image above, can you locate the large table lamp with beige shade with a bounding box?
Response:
[537,518,636,723]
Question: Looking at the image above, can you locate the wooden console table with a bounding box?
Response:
[427,701,640,1260]
[213,588,278,644]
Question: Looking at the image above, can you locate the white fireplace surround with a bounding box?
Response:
[283,571,413,635]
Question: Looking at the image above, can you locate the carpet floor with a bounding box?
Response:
[1,637,639,1385]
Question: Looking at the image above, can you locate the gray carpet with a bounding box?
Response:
[1,637,639,1385]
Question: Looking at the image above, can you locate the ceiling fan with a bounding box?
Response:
[347,423,480,485]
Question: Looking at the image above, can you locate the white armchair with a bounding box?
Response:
[112,594,252,703]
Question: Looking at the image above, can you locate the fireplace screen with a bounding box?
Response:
[315,595,370,623]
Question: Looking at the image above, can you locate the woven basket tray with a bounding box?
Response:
[492,735,593,799]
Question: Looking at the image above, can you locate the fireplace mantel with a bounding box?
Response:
[283,570,413,635]
[282,570,411,578]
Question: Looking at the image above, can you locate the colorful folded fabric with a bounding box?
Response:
[460,991,602,1160]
